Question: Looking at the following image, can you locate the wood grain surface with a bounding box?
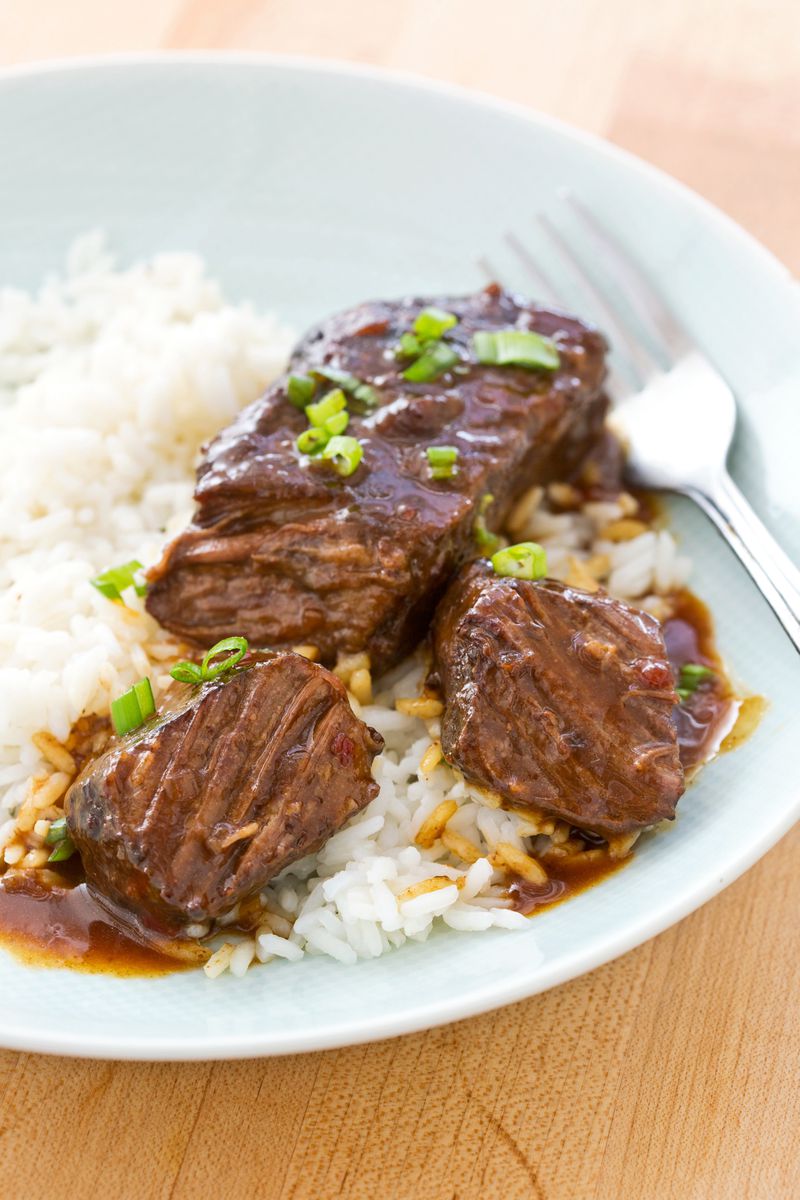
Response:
[0,3,798,1197]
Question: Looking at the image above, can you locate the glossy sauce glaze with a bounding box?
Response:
[0,591,745,974]
[0,871,194,976]
[662,589,738,771]
[145,288,609,672]
[510,852,628,915]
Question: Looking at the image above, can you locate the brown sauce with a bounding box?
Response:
[721,694,767,754]
[0,590,753,975]
[0,873,192,976]
[663,589,738,771]
[510,852,628,916]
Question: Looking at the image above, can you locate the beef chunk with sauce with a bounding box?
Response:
[146,287,608,673]
[65,653,383,930]
[431,562,684,837]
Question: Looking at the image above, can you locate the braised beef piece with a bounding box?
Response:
[146,287,608,673]
[65,654,383,930]
[430,562,684,837]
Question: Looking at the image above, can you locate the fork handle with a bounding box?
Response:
[688,471,800,656]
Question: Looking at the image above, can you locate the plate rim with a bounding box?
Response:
[0,50,797,1061]
[0,48,795,289]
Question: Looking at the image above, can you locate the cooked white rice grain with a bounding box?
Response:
[229,939,257,978]
[256,932,304,963]
[442,906,494,931]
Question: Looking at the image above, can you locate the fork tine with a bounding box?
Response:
[563,191,692,360]
[502,234,560,305]
[488,235,629,400]
[476,255,502,284]
[536,213,661,388]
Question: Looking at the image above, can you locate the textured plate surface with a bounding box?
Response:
[0,54,798,1060]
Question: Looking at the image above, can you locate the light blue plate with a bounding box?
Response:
[1,54,798,1059]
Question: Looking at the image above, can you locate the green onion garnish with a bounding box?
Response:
[322,435,363,478]
[426,445,459,480]
[413,306,458,340]
[45,816,68,845]
[403,340,460,383]
[287,374,317,409]
[474,493,501,554]
[676,662,714,702]
[170,661,204,684]
[491,542,548,581]
[473,330,560,371]
[133,677,156,721]
[45,815,75,862]
[48,836,76,864]
[680,663,714,682]
[323,410,349,437]
[297,427,330,456]
[427,446,459,467]
[90,560,146,602]
[314,367,379,409]
[306,388,347,428]
[171,636,249,686]
[110,676,156,737]
[201,636,249,680]
[396,332,422,359]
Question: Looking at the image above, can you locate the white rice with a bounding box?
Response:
[1,237,693,975]
[0,233,293,818]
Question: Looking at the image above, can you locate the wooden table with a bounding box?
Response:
[1,3,798,1196]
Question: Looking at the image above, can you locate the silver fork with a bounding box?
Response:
[494,193,800,656]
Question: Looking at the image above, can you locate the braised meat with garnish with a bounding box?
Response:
[431,561,684,837]
[146,287,608,673]
[65,653,384,931]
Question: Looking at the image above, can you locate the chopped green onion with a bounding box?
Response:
[426,446,459,466]
[296,427,330,456]
[396,332,422,359]
[323,410,350,437]
[133,677,156,722]
[322,435,363,478]
[426,445,459,481]
[45,815,75,862]
[680,663,714,682]
[90,560,146,601]
[110,689,141,737]
[403,340,460,383]
[677,662,714,702]
[474,493,501,553]
[287,374,317,409]
[473,329,560,371]
[48,836,76,864]
[413,306,458,340]
[314,366,380,409]
[110,677,155,737]
[171,637,249,686]
[170,661,204,684]
[491,542,548,581]
[45,816,68,845]
[201,636,249,681]
[313,366,360,391]
[306,388,346,428]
